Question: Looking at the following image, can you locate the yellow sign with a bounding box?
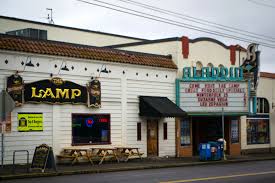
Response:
[18,113,43,132]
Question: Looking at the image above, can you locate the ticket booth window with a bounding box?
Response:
[181,120,191,146]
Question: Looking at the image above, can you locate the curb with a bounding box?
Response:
[1,157,275,180]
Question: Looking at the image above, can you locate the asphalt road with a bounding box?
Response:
[3,160,275,183]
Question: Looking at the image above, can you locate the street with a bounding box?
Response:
[2,160,275,183]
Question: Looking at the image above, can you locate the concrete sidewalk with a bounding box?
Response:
[1,154,275,180]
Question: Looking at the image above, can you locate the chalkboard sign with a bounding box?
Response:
[31,144,56,172]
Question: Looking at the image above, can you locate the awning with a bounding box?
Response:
[139,96,187,118]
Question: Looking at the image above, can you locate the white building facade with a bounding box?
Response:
[0,34,186,164]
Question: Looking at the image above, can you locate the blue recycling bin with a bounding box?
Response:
[208,141,222,161]
[199,143,211,161]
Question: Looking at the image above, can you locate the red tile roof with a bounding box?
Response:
[260,72,275,79]
[0,34,177,69]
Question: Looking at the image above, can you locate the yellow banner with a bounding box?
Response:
[18,113,43,132]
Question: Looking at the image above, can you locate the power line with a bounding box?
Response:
[248,0,275,9]
[76,0,275,48]
[118,0,275,41]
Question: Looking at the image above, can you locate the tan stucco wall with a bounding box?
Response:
[118,39,247,79]
[0,17,142,46]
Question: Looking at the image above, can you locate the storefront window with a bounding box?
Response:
[247,118,270,144]
[72,114,110,145]
[181,120,191,146]
[231,119,239,143]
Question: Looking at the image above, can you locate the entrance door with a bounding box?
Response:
[147,120,158,156]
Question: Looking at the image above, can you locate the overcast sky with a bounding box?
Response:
[1,0,274,72]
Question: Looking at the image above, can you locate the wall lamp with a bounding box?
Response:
[22,56,35,72]
[98,64,111,77]
[57,61,70,75]
[25,60,34,67]
[61,65,69,71]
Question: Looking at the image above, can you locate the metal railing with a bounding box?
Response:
[12,150,30,174]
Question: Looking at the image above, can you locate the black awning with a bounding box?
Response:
[139,96,187,118]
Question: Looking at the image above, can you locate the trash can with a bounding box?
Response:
[199,143,211,161]
[208,141,222,161]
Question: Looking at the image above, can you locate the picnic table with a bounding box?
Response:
[57,147,143,165]
[90,147,119,165]
[57,147,93,165]
[115,147,143,162]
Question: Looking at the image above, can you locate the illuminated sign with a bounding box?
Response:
[18,113,43,132]
[176,81,249,114]
[182,67,243,81]
[24,78,87,104]
[85,118,94,127]
[7,75,101,108]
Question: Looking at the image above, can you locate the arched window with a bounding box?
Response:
[207,63,214,77]
[256,98,270,114]
[196,61,203,77]
[218,64,224,77]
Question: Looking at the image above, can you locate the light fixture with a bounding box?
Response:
[98,64,111,77]
[22,56,34,72]
[101,67,109,73]
[61,65,69,71]
[25,60,34,67]
[57,61,70,75]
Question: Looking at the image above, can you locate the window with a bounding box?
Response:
[137,122,141,141]
[196,61,203,77]
[231,119,239,143]
[247,118,270,144]
[256,98,269,114]
[207,63,214,77]
[180,120,191,146]
[72,114,110,145]
[218,64,224,77]
[163,123,167,140]
[6,28,47,40]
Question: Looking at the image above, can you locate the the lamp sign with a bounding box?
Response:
[6,75,101,108]
[24,78,87,104]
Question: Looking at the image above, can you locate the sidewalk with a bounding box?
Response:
[1,153,275,180]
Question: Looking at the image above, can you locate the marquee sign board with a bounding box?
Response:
[177,81,249,114]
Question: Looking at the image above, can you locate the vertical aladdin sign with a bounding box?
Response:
[176,66,249,114]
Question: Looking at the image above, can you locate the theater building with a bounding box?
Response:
[0,34,187,164]
[108,37,259,156]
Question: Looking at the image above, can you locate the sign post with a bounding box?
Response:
[0,90,16,167]
[222,107,226,160]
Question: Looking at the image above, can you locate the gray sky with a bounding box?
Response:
[1,0,274,72]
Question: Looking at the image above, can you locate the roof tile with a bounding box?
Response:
[0,34,177,69]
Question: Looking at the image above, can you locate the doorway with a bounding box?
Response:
[192,116,230,155]
[147,120,158,156]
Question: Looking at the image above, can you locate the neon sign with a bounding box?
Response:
[182,67,243,81]
[85,118,94,127]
